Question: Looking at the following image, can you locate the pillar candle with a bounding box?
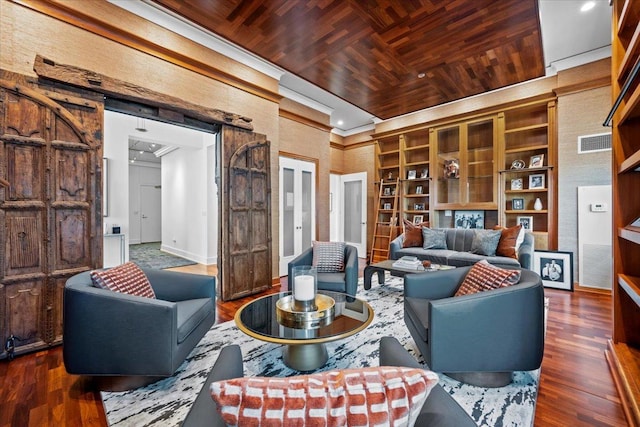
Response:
[294,275,315,301]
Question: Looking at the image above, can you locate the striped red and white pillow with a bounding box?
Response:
[455,260,521,297]
[210,366,438,426]
[90,262,156,299]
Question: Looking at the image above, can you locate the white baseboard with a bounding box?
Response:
[160,244,217,265]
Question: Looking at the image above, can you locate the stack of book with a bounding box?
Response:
[392,256,423,270]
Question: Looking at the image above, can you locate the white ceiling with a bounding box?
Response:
[114,0,612,136]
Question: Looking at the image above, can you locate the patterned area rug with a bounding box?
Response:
[129,243,197,270]
[102,275,541,426]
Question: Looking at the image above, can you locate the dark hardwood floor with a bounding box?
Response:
[0,265,628,426]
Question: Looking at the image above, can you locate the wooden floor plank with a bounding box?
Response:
[0,265,628,426]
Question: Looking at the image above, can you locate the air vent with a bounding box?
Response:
[578,132,611,153]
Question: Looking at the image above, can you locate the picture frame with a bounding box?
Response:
[517,215,533,231]
[444,159,460,179]
[512,198,524,210]
[529,173,545,189]
[383,187,391,196]
[529,154,544,168]
[383,203,392,210]
[511,178,523,190]
[420,168,429,178]
[454,210,484,229]
[413,215,424,225]
[533,250,574,291]
[414,203,425,211]
[415,185,423,194]
[407,170,417,179]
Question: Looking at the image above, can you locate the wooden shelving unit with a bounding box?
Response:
[606,1,640,425]
[498,101,557,250]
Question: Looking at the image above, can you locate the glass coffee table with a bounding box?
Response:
[364,259,456,289]
[235,291,373,371]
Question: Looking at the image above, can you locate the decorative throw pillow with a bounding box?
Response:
[455,260,521,297]
[402,218,430,248]
[470,229,502,256]
[210,367,438,427]
[422,227,447,249]
[90,262,156,299]
[493,224,522,259]
[312,241,346,272]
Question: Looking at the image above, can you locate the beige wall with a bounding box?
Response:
[1,0,285,277]
[557,85,612,284]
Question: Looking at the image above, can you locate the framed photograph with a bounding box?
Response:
[511,178,523,190]
[529,173,545,189]
[415,185,423,194]
[512,198,524,210]
[529,154,544,168]
[517,215,533,231]
[414,203,425,211]
[444,159,460,179]
[383,187,391,196]
[413,215,424,225]
[533,250,574,291]
[407,170,417,179]
[420,168,429,178]
[383,203,392,210]
[454,210,484,229]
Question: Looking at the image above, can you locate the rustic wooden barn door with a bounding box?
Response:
[219,125,271,301]
[0,74,103,358]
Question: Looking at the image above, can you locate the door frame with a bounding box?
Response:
[278,153,319,276]
[337,172,367,257]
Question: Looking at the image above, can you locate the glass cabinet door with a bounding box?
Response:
[435,125,461,205]
[466,118,495,204]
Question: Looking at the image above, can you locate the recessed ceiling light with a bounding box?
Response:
[337,120,344,126]
[580,1,595,12]
[418,72,426,79]
[139,150,144,154]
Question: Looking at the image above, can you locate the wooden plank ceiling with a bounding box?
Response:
[151,0,545,120]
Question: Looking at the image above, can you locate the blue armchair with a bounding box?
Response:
[287,244,359,297]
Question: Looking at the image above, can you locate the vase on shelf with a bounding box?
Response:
[534,198,543,211]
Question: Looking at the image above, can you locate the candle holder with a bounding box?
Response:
[292,265,317,312]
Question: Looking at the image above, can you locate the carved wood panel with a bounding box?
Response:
[0,72,103,358]
[220,125,272,301]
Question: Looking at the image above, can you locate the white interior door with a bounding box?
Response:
[340,172,367,257]
[279,156,316,275]
[140,184,162,243]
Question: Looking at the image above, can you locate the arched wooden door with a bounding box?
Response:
[219,126,272,301]
[0,74,103,358]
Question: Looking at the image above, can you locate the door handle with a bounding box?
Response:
[142,215,148,219]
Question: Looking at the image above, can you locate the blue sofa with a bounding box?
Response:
[390,228,535,270]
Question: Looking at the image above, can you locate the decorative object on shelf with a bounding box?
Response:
[415,185,423,194]
[534,198,543,211]
[454,210,484,229]
[533,250,573,291]
[388,172,393,180]
[443,159,460,178]
[407,170,417,179]
[512,198,524,210]
[510,159,525,170]
[511,178,523,190]
[413,215,424,225]
[383,187,391,196]
[420,168,429,178]
[291,265,318,311]
[391,188,396,196]
[529,174,545,189]
[529,154,544,168]
[383,203,392,210]
[414,203,425,211]
[517,215,533,231]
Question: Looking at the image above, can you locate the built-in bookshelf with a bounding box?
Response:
[605,1,640,424]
